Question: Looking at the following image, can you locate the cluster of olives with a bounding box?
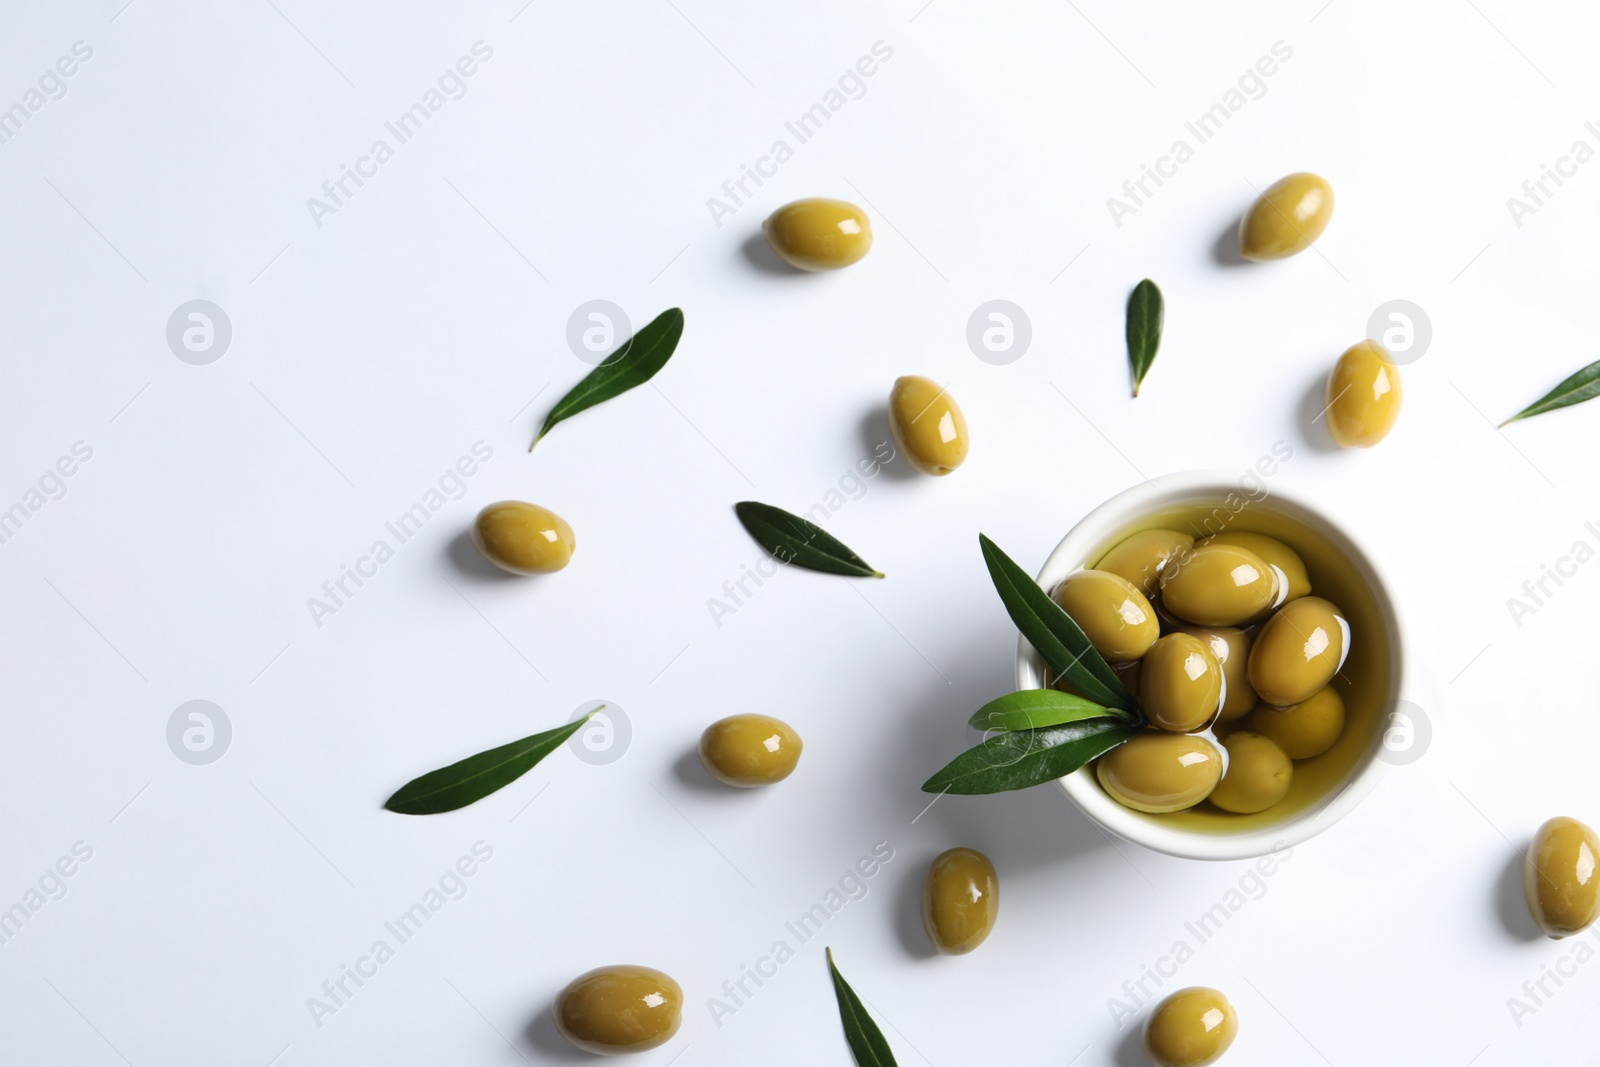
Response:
[1051,527,1350,818]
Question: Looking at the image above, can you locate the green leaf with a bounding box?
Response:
[1126,278,1164,397]
[532,308,684,449]
[384,713,594,815]
[921,718,1140,795]
[735,501,884,578]
[825,948,898,1067]
[967,689,1118,733]
[978,534,1136,713]
[1502,358,1600,425]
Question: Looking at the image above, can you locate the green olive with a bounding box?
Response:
[1159,542,1282,627]
[1326,340,1402,448]
[698,714,802,787]
[1247,596,1348,706]
[1238,171,1334,261]
[471,501,575,574]
[1525,816,1600,939]
[1140,634,1222,733]
[1096,731,1223,814]
[1144,986,1239,1067]
[1201,533,1310,601]
[1052,570,1160,664]
[921,847,999,955]
[1175,626,1257,722]
[554,965,683,1055]
[761,197,872,271]
[1097,529,1195,598]
[1248,687,1344,759]
[888,376,969,475]
[1209,731,1292,814]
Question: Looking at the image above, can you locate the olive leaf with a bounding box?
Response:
[978,534,1137,713]
[921,718,1140,795]
[1502,358,1600,426]
[967,689,1121,733]
[531,308,684,450]
[735,501,884,578]
[825,948,898,1067]
[384,712,594,815]
[1126,278,1164,397]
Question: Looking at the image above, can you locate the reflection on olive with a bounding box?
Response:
[1160,542,1282,627]
[761,197,872,271]
[1096,731,1223,814]
[1201,533,1310,601]
[1052,569,1160,663]
[1526,816,1600,939]
[554,965,684,1055]
[1248,687,1344,760]
[1144,986,1239,1066]
[1208,731,1292,814]
[1247,596,1348,706]
[472,501,575,574]
[1238,171,1334,261]
[1097,529,1195,598]
[698,715,803,787]
[1326,340,1402,448]
[888,376,969,475]
[1140,633,1222,733]
[922,847,999,955]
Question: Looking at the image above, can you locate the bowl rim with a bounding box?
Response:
[1014,469,1411,861]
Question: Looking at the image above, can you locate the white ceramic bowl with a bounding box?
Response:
[1015,470,1417,861]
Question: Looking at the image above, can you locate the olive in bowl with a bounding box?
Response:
[1017,471,1414,861]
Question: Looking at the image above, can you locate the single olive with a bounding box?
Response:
[1209,732,1293,814]
[761,197,872,271]
[1141,633,1223,733]
[1525,816,1600,939]
[922,847,1000,955]
[471,501,575,574]
[1144,986,1239,1067]
[1238,171,1334,261]
[1097,529,1196,598]
[1248,687,1345,759]
[888,376,969,475]
[554,965,683,1055]
[698,714,803,787]
[1326,340,1402,448]
[1175,626,1257,722]
[1052,570,1160,664]
[1247,596,1348,707]
[1201,533,1310,601]
[1096,731,1223,814]
[1159,543,1282,627]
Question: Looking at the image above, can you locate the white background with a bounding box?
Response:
[2,1,1599,1064]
